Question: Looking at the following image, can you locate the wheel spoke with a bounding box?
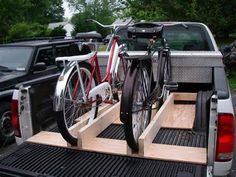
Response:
[67,80,73,100]
[61,65,98,140]
[131,68,151,145]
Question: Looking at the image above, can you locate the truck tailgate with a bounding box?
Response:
[0,143,206,177]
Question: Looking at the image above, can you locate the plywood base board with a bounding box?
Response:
[173,92,197,101]
[81,137,206,164]
[83,138,127,155]
[27,131,68,148]
[145,144,206,165]
[161,104,195,129]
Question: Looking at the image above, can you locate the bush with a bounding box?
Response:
[7,22,51,41]
[50,25,66,37]
[228,67,236,90]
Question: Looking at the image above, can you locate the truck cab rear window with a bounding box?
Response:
[117,24,211,51]
[164,25,210,51]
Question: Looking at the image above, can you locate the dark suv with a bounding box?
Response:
[0,38,80,145]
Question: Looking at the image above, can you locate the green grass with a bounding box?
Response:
[215,37,236,48]
[98,44,107,51]
[228,69,236,90]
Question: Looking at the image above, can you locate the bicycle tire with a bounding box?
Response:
[121,64,152,151]
[57,61,98,146]
[155,53,171,104]
[158,54,171,88]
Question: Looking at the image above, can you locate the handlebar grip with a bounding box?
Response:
[85,19,93,23]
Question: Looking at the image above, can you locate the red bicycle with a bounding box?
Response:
[53,19,129,145]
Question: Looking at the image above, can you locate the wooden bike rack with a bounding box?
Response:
[27,92,207,165]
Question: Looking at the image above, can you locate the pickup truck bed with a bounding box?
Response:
[0,96,207,177]
[0,144,206,177]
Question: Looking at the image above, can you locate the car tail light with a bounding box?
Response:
[215,113,235,161]
[11,99,21,137]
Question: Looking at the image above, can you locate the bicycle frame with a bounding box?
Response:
[125,39,172,109]
[54,36,126,113]
[84,36,126,100]
[54,19,130,112]
[91,37,124,81]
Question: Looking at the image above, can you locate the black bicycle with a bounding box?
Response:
[120,23,175,151]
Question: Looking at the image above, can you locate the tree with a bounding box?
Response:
[50,25,67,36]
[122,0,236,39]
[7,22,51,41]
[47,0,64,22]
[23,0,64,24]
[0,0,64,42]
[0,0,25,39]
[121,0,167,21]
[68,0,118,36]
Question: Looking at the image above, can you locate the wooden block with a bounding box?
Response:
[27,131,68,148]
[161,104,195,129]
[74,103,113,123]
[77,102,120,148]
[97,103,114,117]
[173,92,197,101]
[126,142,140,156]
[69,118,89,139]
[145,144,207,165]
[113,118,122,124]
[74,112,89,123]
[83,138,127,155]
[69,103,114,139]
[139,94,174,156]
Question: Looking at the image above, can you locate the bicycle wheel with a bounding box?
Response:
[121,64,151,151]
[111,56,128,101]
[57,62,98,146]
[158,57,170,87]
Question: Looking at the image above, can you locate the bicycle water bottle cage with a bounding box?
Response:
[128,23,163,39]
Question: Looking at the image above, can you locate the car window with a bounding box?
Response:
[116,24,211,51]
[0,46,33,71]
[55,45,70,57]
[36,48,55,67]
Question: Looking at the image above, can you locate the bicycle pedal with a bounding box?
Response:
[165,82,178,91]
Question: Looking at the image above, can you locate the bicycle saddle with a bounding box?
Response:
[128,22,163,39]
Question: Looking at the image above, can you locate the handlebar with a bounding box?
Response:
[86,19,132,29]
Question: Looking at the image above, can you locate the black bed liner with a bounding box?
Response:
[0,143,206,177]
[0,124,207,177]
[98,124,206,148]
[153,128,206,148]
